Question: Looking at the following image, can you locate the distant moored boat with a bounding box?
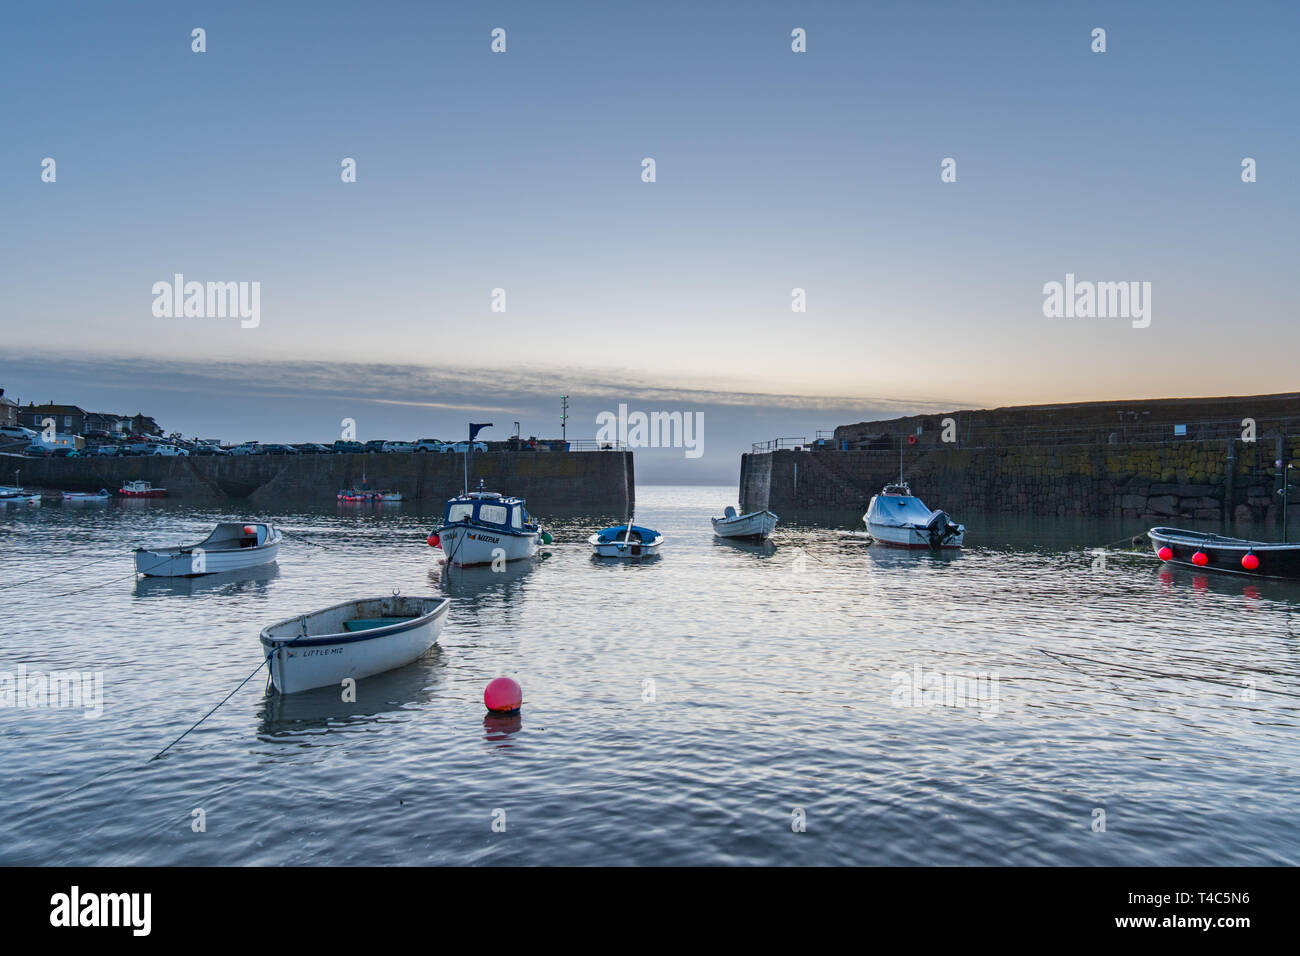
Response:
[135,522,282,576]
[711,506,778,541]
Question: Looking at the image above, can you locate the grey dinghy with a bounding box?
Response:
[134,522,282,577]
[260,596,450,694]
[711,506,779,541]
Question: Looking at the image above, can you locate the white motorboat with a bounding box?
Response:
[260,595,450,694]
[711,506,778,541]
[864,481,965,550]
[0,489,40,505]
[135,522,282,576]
[589,523,664,558]
[62,488,110,502]
[380,491,403,502]
[431,489,546,567]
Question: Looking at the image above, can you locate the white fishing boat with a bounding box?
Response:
[0,488,40,505]
[589,523,664,558]
[61,488,111,502]
[260,595,450,694]
[864,481,965,550]
[134,522,282,576]
[711,506,778,541]
[380,491,403,502]
[431,488,545,567]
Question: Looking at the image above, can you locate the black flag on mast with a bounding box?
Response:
[469,423,493,441]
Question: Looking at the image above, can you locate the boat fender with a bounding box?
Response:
[427,533,441,548]
[1242,552,1259,571]
[540,531,553,545]
[1192,551,1209,566]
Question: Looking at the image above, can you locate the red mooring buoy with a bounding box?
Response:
[1192,551,1209,566]
[427,533,440,548]
[1242,552,1260,571]
[1157,547,1173,561]
[484,677,522,713]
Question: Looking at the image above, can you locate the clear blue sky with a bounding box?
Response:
[2,1,1297,478]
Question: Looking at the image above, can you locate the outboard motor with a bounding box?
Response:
[925,510,960,549]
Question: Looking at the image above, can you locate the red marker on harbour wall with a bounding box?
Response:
[484,677,522,714]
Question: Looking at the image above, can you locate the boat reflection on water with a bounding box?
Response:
[712,536,777,558]
[590,552,663,567]
[863,544,965,570]
[433,553,544,612]
[133,562,281,597]
[256,645,447,740]
[1156,565,1300,603]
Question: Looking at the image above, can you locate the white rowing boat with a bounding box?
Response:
[62,488,110,502]
[134,522,282,576]
[711,506,778,541]
[260,595,450,694]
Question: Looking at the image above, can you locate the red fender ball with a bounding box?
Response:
[484,677,522,713]
[1192,551,1209,566]
[1157,547,1173,561]
[427,533,440,548]
[1242,553,1260,571]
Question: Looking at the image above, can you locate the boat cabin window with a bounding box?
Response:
[478,503,508,525]
[511,506,522,530]
[447,503,473,522]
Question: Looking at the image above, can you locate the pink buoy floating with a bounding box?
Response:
[484,677,522,713]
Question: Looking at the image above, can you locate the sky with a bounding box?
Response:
[2,1,1297,481]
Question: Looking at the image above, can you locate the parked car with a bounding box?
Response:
[139,443,188,457]
[413,439,449,452]
[50,447,80,458]
[332,440,365,454]
[24,444,51,457]
[192,444,230,456]
[382,441,416,453]
[93,444,123,457]
[259,443,299,456]
[228,443,260,456]
[293,443,332,454]
[363,440,387,454]
[0,426,37,441]
[447,442,488,453]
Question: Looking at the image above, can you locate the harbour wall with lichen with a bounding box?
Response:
[740,438,1299,524]
[4,450,635,512]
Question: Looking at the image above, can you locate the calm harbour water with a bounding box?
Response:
[1,484,1297,866]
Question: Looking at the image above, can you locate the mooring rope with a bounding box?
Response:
[52,648,278,802]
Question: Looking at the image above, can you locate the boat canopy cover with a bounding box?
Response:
[867,494,936,528]
[443,494,529,528]
[594,525,660,543]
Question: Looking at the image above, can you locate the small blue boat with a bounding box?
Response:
[589,523,663,558]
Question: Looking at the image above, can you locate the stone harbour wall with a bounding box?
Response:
[7,450,635,512]
[740,437,1296,522]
